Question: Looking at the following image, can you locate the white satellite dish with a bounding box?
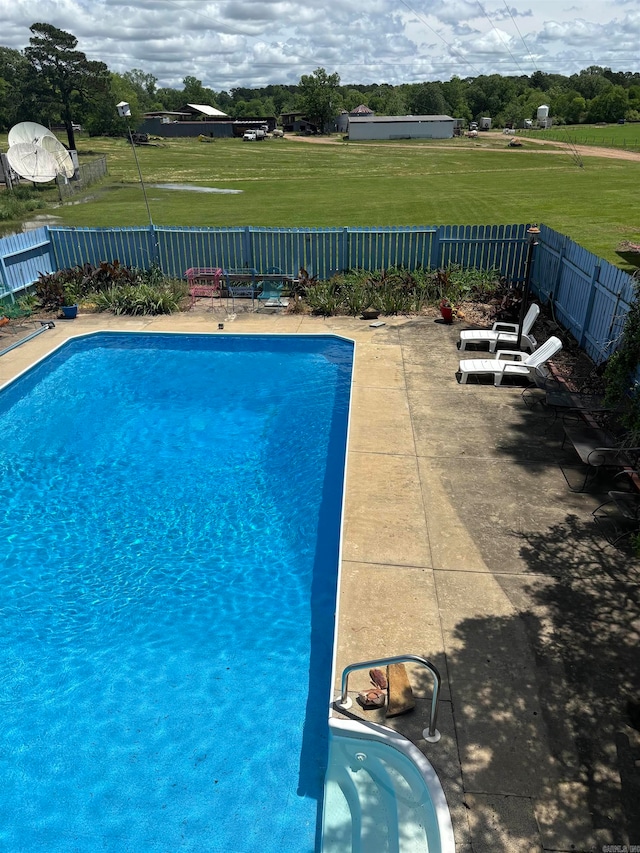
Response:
[6,143,58,183]
[40,135,75,178]
[8,121,56,148]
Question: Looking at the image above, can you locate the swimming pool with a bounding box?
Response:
[0,332,353,852]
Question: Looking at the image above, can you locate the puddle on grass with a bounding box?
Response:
[151,183,242,194]
[20,214,63,233]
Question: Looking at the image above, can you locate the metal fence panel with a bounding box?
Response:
[46,224,531,281]
[50,227,157,270]
[439,223,528,279]
[533,225,636,364]
[3,223,637,370]
[0,228,55,298]
[156,227,245,276]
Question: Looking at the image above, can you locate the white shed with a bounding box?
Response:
[348,115,455,141]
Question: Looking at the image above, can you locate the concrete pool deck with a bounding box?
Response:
[2,306,638,851]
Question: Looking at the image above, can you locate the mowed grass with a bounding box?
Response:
[522,123,640,151]
[2,133,640,265]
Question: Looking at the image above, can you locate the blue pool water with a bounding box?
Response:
[0,332,353,853]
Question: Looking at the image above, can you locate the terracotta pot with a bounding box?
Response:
[440,305,453,323]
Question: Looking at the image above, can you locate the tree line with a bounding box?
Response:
[1,23,640,148]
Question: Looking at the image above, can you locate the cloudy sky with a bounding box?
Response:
[1,0,639,91]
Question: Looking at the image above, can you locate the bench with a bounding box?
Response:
[185,268,223,308]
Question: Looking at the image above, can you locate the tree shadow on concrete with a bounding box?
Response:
[511,513,640,841]
[403,517,640,847]
[411,514,639,849]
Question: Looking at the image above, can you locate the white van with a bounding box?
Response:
[243,130,257,141]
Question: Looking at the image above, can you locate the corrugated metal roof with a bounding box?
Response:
[349,115,455,123]
[185,103,228,117]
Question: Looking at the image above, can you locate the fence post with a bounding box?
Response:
[339,228,349,273]
[432,226,442,269]
[0,253,9,298]
[150,223,160,268]
[243,227,253,268]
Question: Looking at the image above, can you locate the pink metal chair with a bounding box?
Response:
[185,267,222,309]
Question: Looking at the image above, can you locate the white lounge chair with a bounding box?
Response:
[459,335,562,386]
[459,303,540,353]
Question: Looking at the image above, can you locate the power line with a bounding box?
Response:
[395,0,484,77]
[475,0,527,76]
[502,0,538,74]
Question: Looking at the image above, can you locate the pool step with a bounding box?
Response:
[322,722,454,853]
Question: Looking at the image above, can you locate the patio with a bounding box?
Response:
[1,307,638,850]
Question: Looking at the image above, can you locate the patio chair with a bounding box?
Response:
[459,303,540,352]
[592,489,640,547]
[559,423,640,492]
[224,269,259,311]
[257,267,287,309]
[185,267,222,309]
[458,335,563,386]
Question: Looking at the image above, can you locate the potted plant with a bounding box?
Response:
[361,306,380,320]
[360,280,380,320]
[61,284,78,319]
[439,297,455,323]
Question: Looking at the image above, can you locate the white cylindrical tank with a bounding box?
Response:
[537,105,549,121]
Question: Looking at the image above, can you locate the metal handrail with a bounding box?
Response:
[335,653,442,743]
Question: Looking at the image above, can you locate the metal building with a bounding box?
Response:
[348,115,455,141]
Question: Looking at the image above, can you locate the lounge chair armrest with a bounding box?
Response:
[495,350,526,361]
[586,446,640,468]
[491,322,518,333]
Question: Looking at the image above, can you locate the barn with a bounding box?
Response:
[348,115,455,141]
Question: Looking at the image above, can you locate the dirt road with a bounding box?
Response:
[286,131,640,162]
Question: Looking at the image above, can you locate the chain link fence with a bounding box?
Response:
[56,156,108,199]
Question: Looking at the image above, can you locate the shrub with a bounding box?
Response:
[94,282,183,315]
[0,187,46,222]
[36,261,184,310]
[305,281,343,316]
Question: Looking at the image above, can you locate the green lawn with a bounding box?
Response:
[2,134,640,267]
[522,123,640,151]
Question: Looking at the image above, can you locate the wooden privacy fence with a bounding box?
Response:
[0,222,637,369]
[531,225,636,364]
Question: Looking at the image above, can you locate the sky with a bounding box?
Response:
[1,0,639,92]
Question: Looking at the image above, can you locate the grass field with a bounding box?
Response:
[2,132,640,267]
[522,123,640,151]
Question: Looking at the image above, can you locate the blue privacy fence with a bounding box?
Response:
[0,222,636,365]
[531,225,636,364]
[0,228,55,298]
[44,223,531,282]
[0,223,530,292]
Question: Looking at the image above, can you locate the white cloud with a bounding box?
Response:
[0,0,637,89]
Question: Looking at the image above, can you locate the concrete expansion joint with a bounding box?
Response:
[345,557,432,570]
